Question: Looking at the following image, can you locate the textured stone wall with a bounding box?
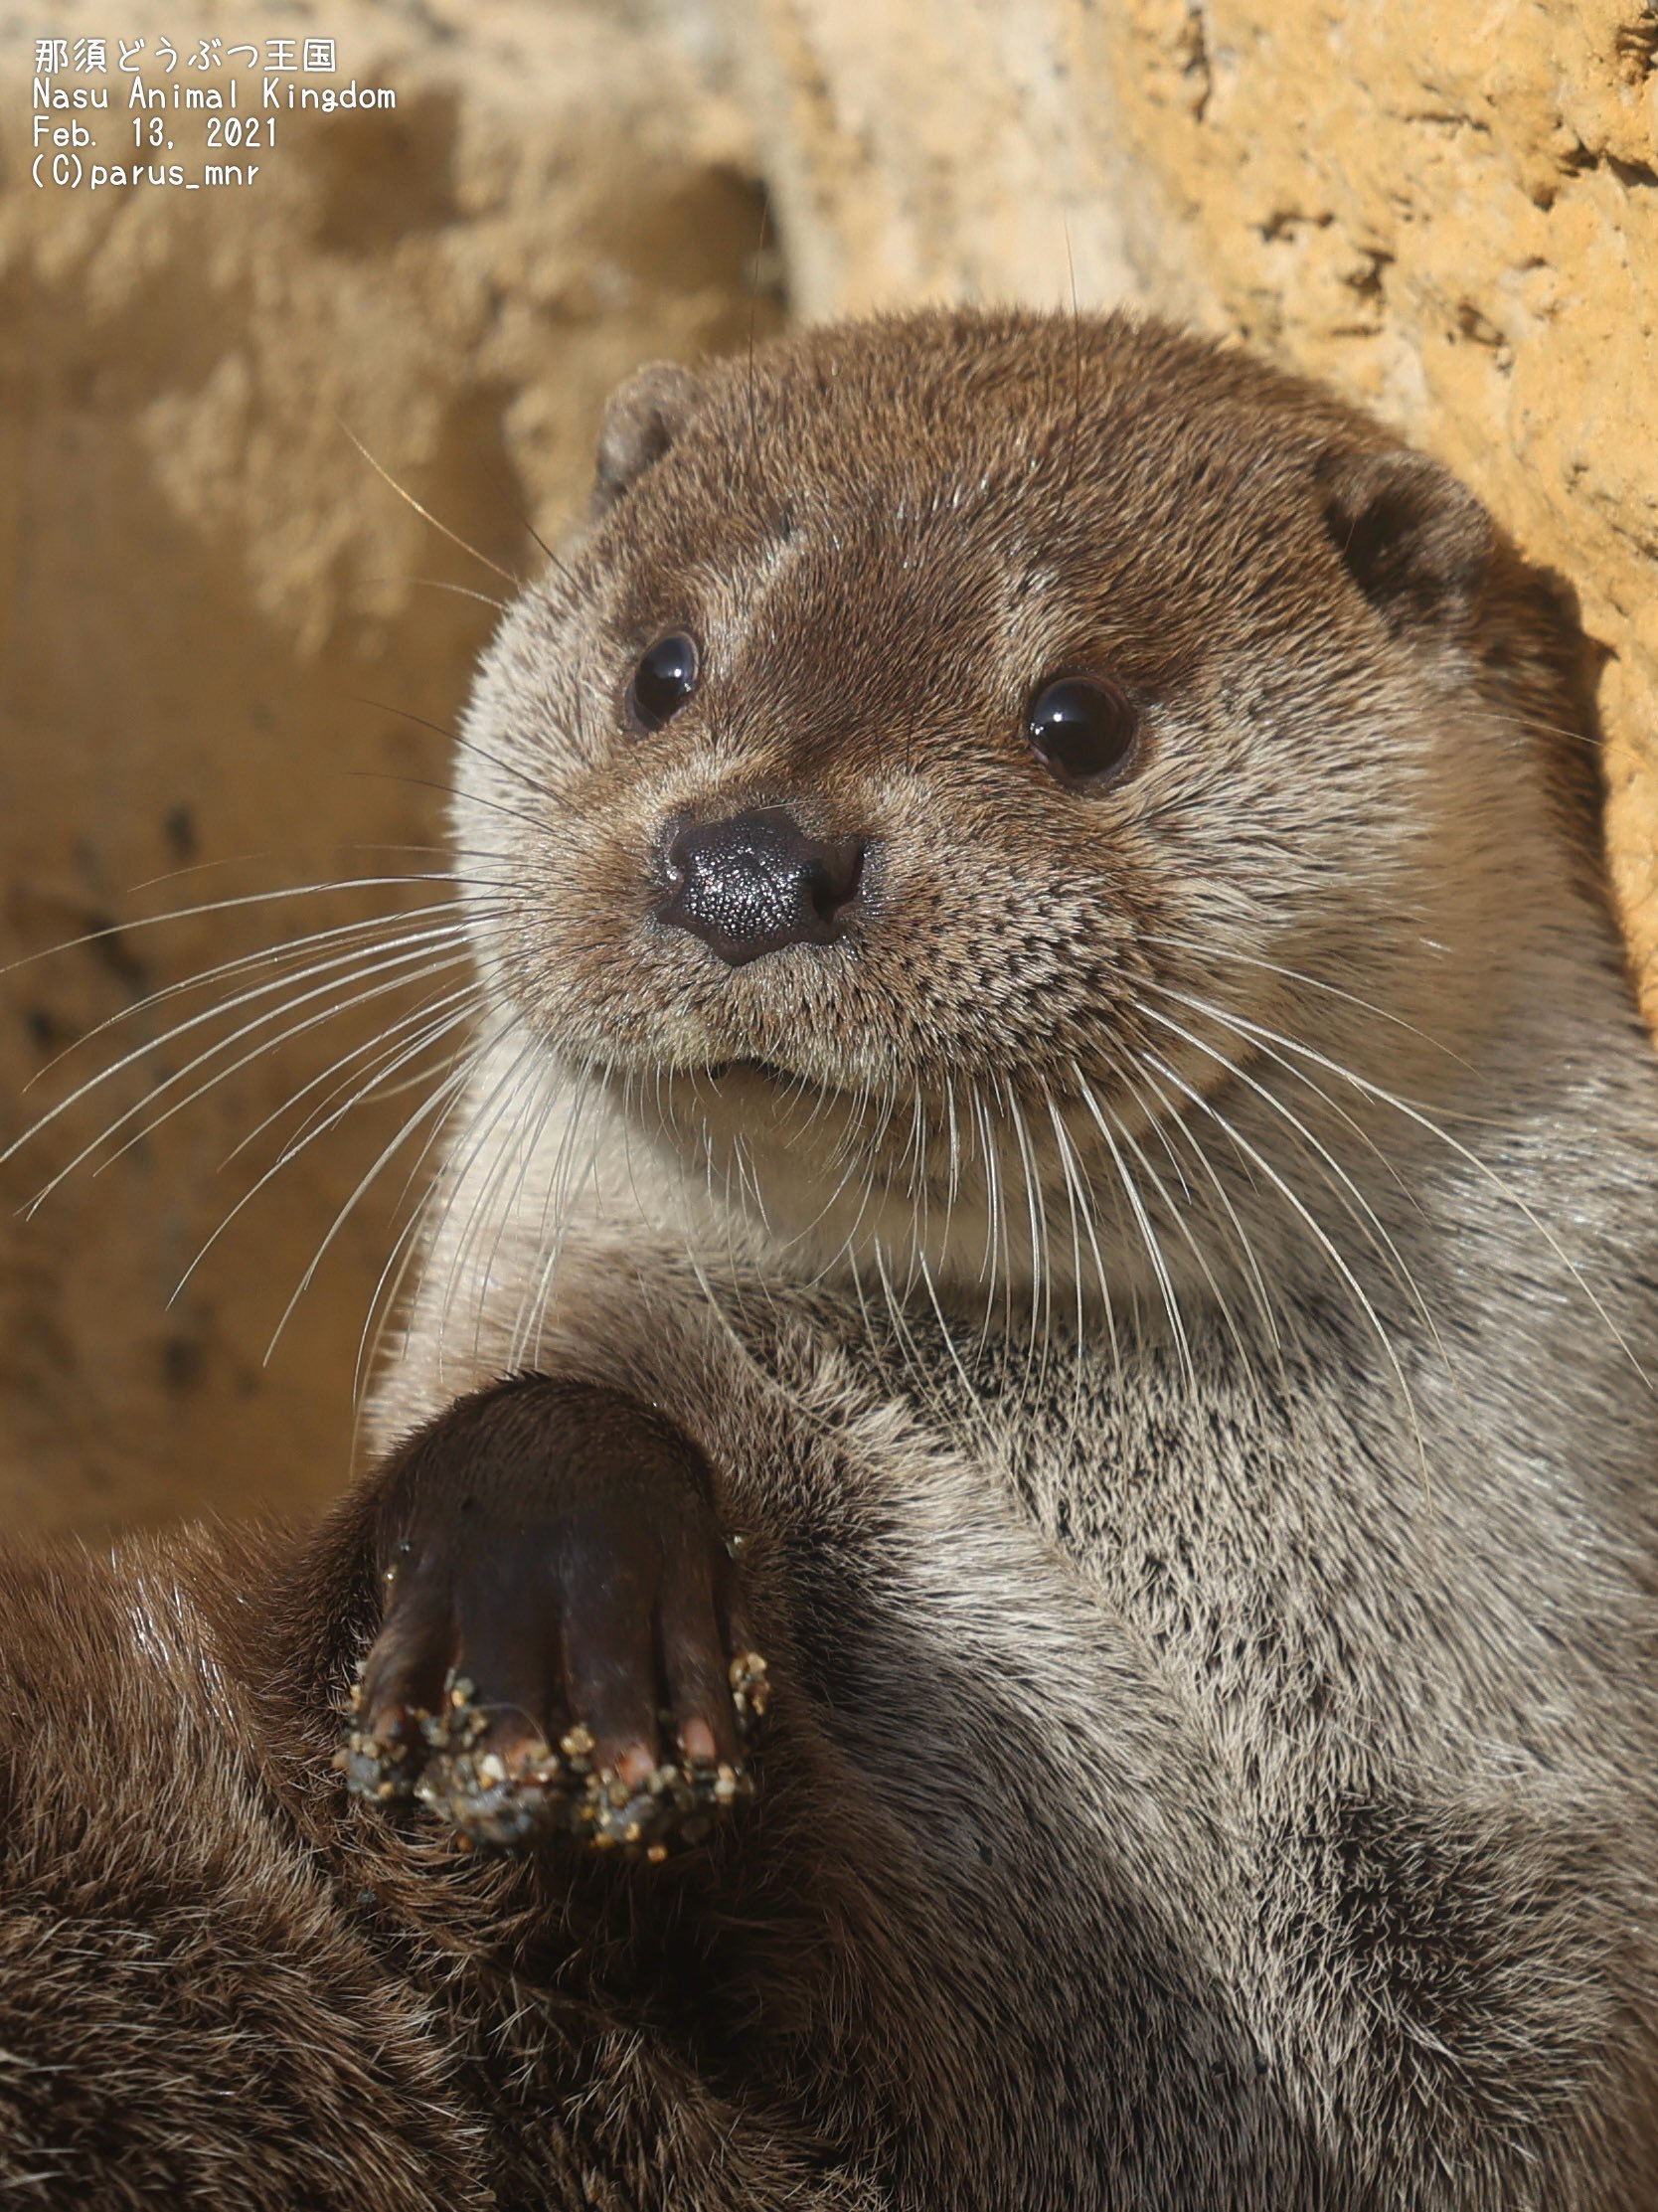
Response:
[724,0,1658,1017]
[0,0,776,1529]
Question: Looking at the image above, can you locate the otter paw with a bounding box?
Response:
[333,1376,768,1857]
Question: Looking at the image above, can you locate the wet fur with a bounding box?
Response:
[6,308,1658,2206]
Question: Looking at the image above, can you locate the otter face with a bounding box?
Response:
[453,310,1580,1287]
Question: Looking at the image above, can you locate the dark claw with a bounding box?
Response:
[339,1667,767,1854]
[333,1377,769,1859]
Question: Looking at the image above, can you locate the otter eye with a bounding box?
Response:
[628,632,700,731]
[1026,676,1138,787]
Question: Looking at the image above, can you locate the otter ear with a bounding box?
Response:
[1315,446,1493,632]
[592,361,704,512]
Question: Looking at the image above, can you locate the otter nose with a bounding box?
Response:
[658,808,865,967]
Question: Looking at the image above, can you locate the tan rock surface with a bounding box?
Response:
[725,0,1658,1016]
[0,0,776,1530]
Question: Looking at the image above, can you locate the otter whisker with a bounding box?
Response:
[18,895,492,1099]
[1137,1041,1430,1491]
[401,1027,536,1357]
[1166,1007,1464,1397]
[829,1092,898,1283]
[431,1042,554,1357]
[1130,1054,1285,1361]
[820,1069,885,1176]
[1141,932,1475,1076]
[269,1037,498,1367]
[346,767,555,845]
[226,981,482,1166]
[404,576,510,611]
[904,1087,929,1200]
[7,891,500,1142]
[1044,1087,1124,1397]
[93,953,481,1185]
[730,1123,772,1235]
[612,1059,653,1225]
[3,871,503,999]
[912,1245,993,1444]
[519,1075,609,1362]
[829,1087,908,1269]
[715,1095,761,1322]
[900,1095,934,1300]
[1135,994,1455,1397]
[967,1084,1003,1300]
[347,694,570,809]
[520,1095,614,1371]
[872,1235,955,1436]
[1152,983,1633,1389]
[1070,1063,1196,1392]
[418,1047,552,1378]
[339,424,522,588]
[786,1102,906,1266]
[943,1078,964,1212]
[879,1089,932,1295]
[176,1009,487,1328]
[956,1082,1000,1344]
[18,926,487,1213]
[1040,1080,1098,1425]
[1461,702,1607,756]
[474,1063,566,1368]
[257,1003,480,1235]
[1101,1063,1263,1393]
[510,1070,605,1370]
[1002,1079,1057,1394]
[353,1051,504,1408]
[1180,1009,1432,1230]
[1128,1074,1196,1209]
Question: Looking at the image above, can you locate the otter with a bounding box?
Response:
[6,306,1658,2209]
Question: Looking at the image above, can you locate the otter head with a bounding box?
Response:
[454,310,1589,1299]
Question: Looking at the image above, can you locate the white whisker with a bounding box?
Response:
[1070,1062,1195,1391]
[203,1028,485,1342]
[18,928,485,1210]
[1137,1041,1430,1491]
[225,983,481,1166]
[1136,991,1456,1396]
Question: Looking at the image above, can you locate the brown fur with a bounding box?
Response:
[6,308,1658,2207]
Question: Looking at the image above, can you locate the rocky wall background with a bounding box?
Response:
[0,0,778,1528]
[2,0,1653,1532]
